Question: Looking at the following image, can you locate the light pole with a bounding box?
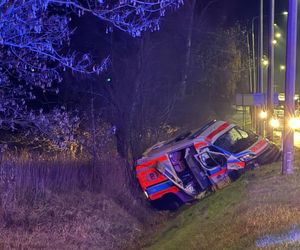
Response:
[251,16,258,94]
[282,0,297,175]
[258,0,263,94]
[267,0,274,140]
[250,0,263,134]
[251,11,287,135]
[251,16,258,132]
[247,34,253,94]
[257,0,264,135]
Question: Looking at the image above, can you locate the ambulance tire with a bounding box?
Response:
[228,170,241,182]
[151,194,183,211]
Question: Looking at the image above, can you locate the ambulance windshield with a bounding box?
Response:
[214,127,258,153]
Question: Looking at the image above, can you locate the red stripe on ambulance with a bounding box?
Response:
[149,186,179,200]
[206,122,230,141]
[136,155,167,170]
[208,168,226,179]
[136,155,169,194]
[194,141,208,149]
[250,139,267,153]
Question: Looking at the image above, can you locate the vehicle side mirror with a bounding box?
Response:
[226,155,245,170]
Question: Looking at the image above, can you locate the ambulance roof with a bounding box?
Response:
[137,120,232,165]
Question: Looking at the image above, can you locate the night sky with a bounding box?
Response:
[196,0,287,24]
[72,0,296,93]
[200,0,297,93]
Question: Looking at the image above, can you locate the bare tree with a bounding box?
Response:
[0,0,184,129]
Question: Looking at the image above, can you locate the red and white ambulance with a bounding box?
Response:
[136,120,280,209]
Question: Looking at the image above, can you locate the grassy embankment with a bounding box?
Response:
[142,151,300,250]
[0,153,161,250]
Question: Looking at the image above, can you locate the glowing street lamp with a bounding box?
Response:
[262,58,269,66]
[289,117,300,130]
[260,110,268,119]
[270,118,280,128]
[275,32,282,38]
[283,11,288,16]
[272,39,278,44]
[280,65,286,70]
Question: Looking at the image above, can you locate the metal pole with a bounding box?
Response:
[267,0,274,140]
[257,0,264,134]
[252,18,257,94]
[258,0,263,93]
[247,33,253,93]
[282,0,297,175]
[252,17,257,132]
[246,33,253,130]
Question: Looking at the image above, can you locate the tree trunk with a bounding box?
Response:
[180,0,196,98]
[90,83,97,189]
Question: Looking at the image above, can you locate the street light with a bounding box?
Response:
[289,117,300,130]
[270,118,280,128]
[262,58,269,66]
[272,39,278,44]
[251,13,286,88]
[251,8,287,134]
[260,110,268,119]
[280,65,286,70]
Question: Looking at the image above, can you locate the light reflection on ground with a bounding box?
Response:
[256,226,300,247]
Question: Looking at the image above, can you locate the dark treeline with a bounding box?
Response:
[59,0,250,161]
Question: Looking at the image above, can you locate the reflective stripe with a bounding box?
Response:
[149,186,179,200]
[208,168,226,179]
[206,122,230,141]
[136,155,167,169]
[207,167,222,175]
[227,158,242,163]
[136,165,156,174]
[227,161,245,170]
[194,141,208,149]
[146,180,174,195]
[250,139,267,153]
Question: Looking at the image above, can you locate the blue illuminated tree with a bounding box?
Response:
[0,0,183,129]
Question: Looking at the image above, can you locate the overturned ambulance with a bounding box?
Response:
[136,120,281,209]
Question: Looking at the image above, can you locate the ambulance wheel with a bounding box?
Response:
[228,170,241,182]
[151,194,183,211]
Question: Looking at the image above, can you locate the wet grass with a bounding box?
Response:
[142,153,300,250]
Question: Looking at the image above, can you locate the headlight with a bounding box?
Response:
[239,154,254,161]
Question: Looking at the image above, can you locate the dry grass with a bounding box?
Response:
[0,152,162,250]
[241,205,300,235]
[0,191,145,250]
